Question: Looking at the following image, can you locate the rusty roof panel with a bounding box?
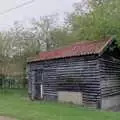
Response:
[28,37,113,62]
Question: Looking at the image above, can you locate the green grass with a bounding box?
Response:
[0,89,120,120]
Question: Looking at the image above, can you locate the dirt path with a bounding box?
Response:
[0,116,16,120]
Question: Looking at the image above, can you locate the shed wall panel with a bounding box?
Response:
[99,57,120,109]
[28,56,101,108]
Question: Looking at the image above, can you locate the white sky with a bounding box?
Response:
[0,0,81,30]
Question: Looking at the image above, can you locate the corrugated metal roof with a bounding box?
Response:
[28,37,113,62]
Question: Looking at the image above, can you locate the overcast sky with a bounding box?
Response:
[0,0,81,30]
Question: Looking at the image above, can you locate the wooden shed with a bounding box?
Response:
[27,37,120,109]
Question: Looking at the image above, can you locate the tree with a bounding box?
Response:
[50,27,74,48]
[31,14,58,51]
[67,0,120,43]
[89,0,109,7]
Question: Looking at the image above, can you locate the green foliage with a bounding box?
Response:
[0,74,5,87]
[50,28,74,48]
[68,0,120,43]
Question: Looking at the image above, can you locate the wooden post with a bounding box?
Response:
[31,71,36,100]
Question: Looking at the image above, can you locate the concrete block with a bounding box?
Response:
[58,91,83,105]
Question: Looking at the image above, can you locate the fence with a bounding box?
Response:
[0,75,27,89]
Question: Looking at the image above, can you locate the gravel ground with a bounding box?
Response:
[0,116,16,120]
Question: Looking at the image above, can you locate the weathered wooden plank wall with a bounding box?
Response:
[99,55,120,109]
[99,56,120,97]
[28,55,101,108]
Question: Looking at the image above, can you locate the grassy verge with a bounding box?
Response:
[0,89,120,120]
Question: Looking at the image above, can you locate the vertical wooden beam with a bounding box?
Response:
[31,71,36,100]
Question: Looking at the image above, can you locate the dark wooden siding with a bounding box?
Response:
[28,55,101,108]
[99,55,120,97]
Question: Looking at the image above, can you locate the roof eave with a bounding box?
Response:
[98,37,114,56]
[27,53,99,63]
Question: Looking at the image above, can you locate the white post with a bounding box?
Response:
[40,84,43,99]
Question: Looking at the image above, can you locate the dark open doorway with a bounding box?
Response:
[34,69,43,99]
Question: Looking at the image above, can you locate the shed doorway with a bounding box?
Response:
[34,70,43,99]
